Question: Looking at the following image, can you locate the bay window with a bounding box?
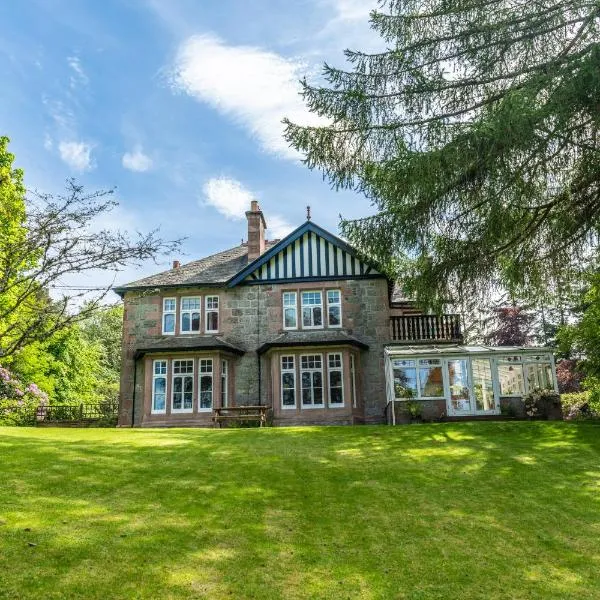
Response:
[301,354,323,407]
[301,292,323,328]
[281,355,296,408]
[152,360,167,413]
[283,292,297,329]
[180,297,201,333]
[162,298,176,335]
[172,359,194,412]
[199,359,213,411]
[328,353,344,406]
[327,290,342,327]
[205,296,219,333]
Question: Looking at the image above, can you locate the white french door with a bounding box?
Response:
[445,357,499,417]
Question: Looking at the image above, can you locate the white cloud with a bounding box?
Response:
[202,176,293,238]
[331,0,373,21]
[67,56,89,88]
[202,176,254,220]
[268,215,294,239]
[122,146,153,172]
[170,34,326,159]
[58,140,94,172]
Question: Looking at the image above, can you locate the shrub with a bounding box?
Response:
[0,366,48,426]
[522,388,560,418]
[561,391,600,420]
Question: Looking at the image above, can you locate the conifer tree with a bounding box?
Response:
[285,0,600,310]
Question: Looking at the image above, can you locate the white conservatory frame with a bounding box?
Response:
[384,345,558,424]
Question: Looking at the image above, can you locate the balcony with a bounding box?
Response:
[390,314,463,344]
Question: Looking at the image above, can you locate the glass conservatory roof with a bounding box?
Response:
[385,345,553,356]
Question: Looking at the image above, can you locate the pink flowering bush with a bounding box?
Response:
[0,365,48,426]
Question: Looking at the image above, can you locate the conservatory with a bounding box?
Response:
[384,345,558,423]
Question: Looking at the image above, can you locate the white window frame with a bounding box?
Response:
[350,354,357,408]
[198,359,214,412]
[326,290,342,328]
[171,359,194,413]
[301,291,323,330]
[151,359,167,414]
[300,354,324,408]
[221,359,228,408]
[495,356,525,397]
[162,298,176,335]
[392,358,445,400]
[180,296,201,334]
[327,353,344,407]
[282,291,298,330]
[205,296,219,333]
[281,355,296,410]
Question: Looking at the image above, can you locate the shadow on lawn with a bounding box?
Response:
[0,422,599,599]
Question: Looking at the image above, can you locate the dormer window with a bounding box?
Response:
[181,297,201,333]
[301,291,323,328]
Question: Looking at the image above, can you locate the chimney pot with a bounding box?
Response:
[172,260,180,269]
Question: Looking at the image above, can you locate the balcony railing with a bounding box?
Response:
[390,314,462,343]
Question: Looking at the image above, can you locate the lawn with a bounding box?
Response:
[1,423,599,599]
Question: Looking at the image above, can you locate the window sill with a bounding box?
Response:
[171,409,193,414]
[281,405,297,410]
[198,408,213,413]
[150,410,166,415]
[301,404,326,409]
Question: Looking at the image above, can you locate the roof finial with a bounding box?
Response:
[306,205,311,221]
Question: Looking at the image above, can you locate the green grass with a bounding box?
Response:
[1,423,599,599]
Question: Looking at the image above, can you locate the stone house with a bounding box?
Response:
[115,202,559,427]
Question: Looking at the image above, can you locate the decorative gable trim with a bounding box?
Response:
[227,221,381,287]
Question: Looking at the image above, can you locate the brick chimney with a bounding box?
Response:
[172,260,180,269]
[246,200,267,262]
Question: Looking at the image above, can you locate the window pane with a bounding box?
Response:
[313,371,322,389]
[191,312,200,331]
[313,307,322,326]
[163,313,175,333]
[301,372,311,388]
[327,290,340,304]
[206,311,218,331]
[283,389,295,406]
[418,366,444,398]
[181,313,190,332]
[393,367,418,398]
[330,387,343,404]
[447,359,471,411]
[498,363,524,395]
[472,359,495,411]
[330,370,342,388]
[302,388,312,405]
[173,378,182,393]
[200,375,212,409]
[282,372,295,388]
[284,308,297,328]
[302,307,312,327]
[328,305,341,326]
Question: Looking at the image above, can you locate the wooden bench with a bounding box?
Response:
[212,405,271,428]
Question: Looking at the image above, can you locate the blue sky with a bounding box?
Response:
[0,0,381,289]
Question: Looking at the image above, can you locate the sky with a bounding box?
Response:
[0,0,382,292]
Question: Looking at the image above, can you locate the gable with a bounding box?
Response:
[227,221,380,286]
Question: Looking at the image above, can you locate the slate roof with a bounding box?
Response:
[134,335,245,358]
[257,330,369,354]
[113,241,279,295]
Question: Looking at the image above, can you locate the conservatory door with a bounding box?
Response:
[446,359,472,416]
[471,358,499,415]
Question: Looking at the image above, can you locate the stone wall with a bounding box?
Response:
[118,277,393,426]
